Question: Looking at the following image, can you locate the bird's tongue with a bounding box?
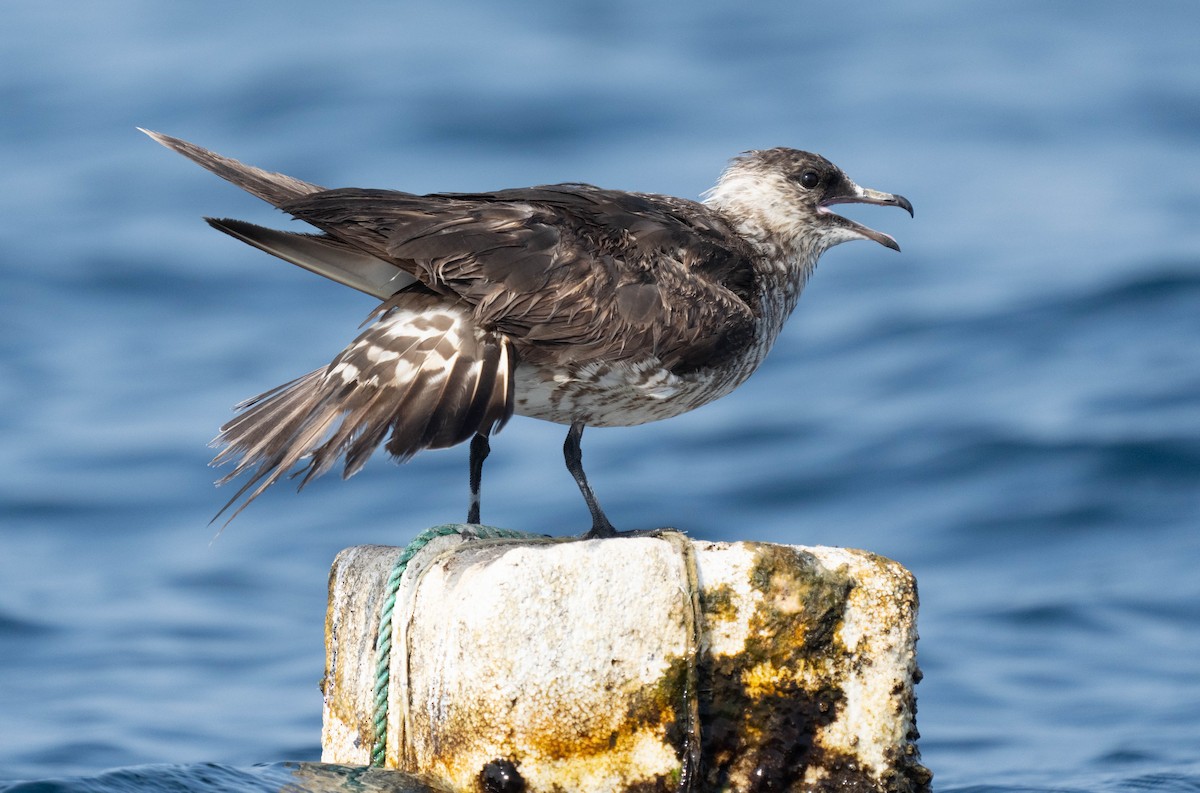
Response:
[817,205,901,251]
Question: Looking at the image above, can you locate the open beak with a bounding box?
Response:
[819,182,913,252]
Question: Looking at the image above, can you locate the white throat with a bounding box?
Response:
[703,171,825,322]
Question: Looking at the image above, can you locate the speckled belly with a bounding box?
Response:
[511,357,753,427]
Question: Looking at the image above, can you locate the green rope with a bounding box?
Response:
[369,524,542,767]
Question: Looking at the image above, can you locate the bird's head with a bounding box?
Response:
[703,147,913,256]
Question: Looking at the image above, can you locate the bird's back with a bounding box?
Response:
[277,184,764,377]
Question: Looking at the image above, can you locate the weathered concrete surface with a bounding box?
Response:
[321,543,403,766]
[322,530,929,793]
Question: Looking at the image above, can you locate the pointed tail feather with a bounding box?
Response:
[139,128,324,208]
[205,218,417,299]
[141,130,421,298]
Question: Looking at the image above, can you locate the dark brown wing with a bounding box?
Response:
[279,185,761,374]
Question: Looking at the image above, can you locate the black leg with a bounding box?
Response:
[467,433,490,524]
[564,422,618,538]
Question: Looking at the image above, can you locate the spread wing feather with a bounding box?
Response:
[209,291,515,523]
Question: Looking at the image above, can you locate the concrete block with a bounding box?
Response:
[321,529,930,793]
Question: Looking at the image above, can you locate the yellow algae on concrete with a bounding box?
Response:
[691,542,928,792]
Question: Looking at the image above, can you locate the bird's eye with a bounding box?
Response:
[798,170,820,189]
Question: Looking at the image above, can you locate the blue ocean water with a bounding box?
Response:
[2,1,1198,790]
